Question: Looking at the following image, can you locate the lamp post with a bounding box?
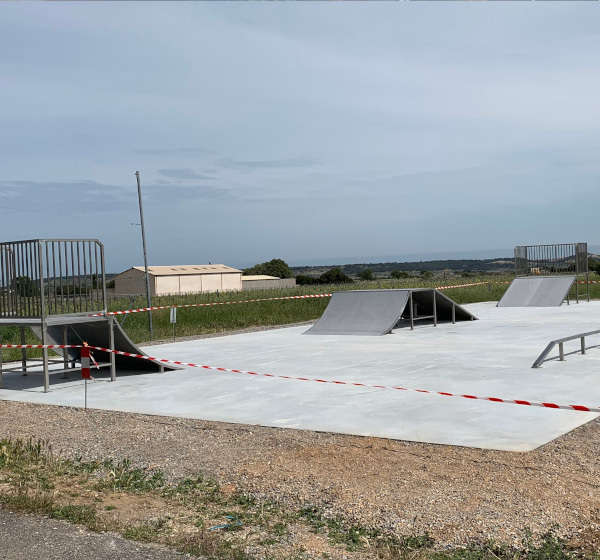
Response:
[135,171,153,339]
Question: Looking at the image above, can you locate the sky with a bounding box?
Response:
[1,3,599,272]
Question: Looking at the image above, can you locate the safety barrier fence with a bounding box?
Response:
[1,343,598,414]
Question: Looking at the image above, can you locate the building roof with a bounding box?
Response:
[131,265,241,276]
[242,275,280,281]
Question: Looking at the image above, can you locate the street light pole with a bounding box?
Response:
[135,171,153,339]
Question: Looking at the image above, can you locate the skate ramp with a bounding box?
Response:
[305,289,476,336]
[32,315,172,371]
[498,276,575,308]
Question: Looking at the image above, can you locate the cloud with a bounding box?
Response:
[0,180,130,213]
[145,182,230,200]
[157,168,215,180]
[134,147,212,155]
[218,157,317,171]
[0,179,232,214]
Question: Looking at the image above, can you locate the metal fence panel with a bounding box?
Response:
[0,239,106,318]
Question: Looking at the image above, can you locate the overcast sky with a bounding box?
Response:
[1,3,599,272]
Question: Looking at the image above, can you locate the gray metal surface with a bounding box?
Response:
[305,290,410,335]
[498,276,575,307]
[305,289,476,336]
[32,317,172,372]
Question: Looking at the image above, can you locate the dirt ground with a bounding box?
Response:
[1,400,599,549]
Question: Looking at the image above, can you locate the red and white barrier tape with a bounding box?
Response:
[90,293,333,317]
[1,343,598,414]
[92,282,494,318]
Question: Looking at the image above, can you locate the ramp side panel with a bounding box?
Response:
[433,290,478,321]
[34,318,172,371]
[304,290,410,336]
[498,276,575,307]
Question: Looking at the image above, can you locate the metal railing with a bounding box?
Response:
[531,329,600,368]
[0,239,106,318]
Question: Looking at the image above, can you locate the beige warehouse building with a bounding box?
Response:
[113,265,242,296]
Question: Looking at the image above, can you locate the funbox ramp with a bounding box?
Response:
[32,315,172,371]
[497,276,575,308]
[304,289,476,336]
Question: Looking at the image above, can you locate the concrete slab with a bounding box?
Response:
[2,302,600,452]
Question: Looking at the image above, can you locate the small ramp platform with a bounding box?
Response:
[498,276,575,308]
[304,289,476,336]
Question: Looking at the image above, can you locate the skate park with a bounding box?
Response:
[1,239,599,452]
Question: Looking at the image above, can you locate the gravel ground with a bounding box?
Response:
[1,400,599,549]
[0,507,192,560]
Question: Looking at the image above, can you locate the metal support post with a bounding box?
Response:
[20,328,27,375]
[41,320,49,393]
[559,342,565,361]
[38,241,50,393]
[581,336,586,355]
[452,303,456,324]
[409,291,414,330]
[61,326,69,378]
[587,271,591,302]
[109,315,116,382]
[63,327,68,369]
[135,171,153,339]
[433,290,438,327]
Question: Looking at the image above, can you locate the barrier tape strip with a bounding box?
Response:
[91,281,491,318]
[1,343,598,414]
[90,293,334,317]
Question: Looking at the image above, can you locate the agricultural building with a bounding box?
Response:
[113,265,242,296]
[242,275,296,291]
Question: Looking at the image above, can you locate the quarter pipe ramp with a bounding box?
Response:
[497,276,575,307]
[33,314,173,371]
[304,289,476,336]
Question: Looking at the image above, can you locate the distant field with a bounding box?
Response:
[2,273,599,362]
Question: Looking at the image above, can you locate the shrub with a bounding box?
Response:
[319,268,353,284]
[295,275,320,286]
[359,269,374,281]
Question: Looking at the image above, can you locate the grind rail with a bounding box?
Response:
[532,329,600,368]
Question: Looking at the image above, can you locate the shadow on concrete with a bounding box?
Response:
[0,367,164,392]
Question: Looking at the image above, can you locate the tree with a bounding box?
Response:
[420,270,433,280]
[319,267,353,284]
[243,258,292,279]
[359,268,374,281]
[390,270,409,279]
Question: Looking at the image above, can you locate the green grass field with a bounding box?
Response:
[2,274,599,363]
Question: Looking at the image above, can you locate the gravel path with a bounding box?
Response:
[1,400,599,548]
[0,507,192,560]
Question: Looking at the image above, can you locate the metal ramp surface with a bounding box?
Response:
[304,289,476,336]
[497,276,575,308]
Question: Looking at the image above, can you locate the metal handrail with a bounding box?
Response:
[531,329,600,368]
